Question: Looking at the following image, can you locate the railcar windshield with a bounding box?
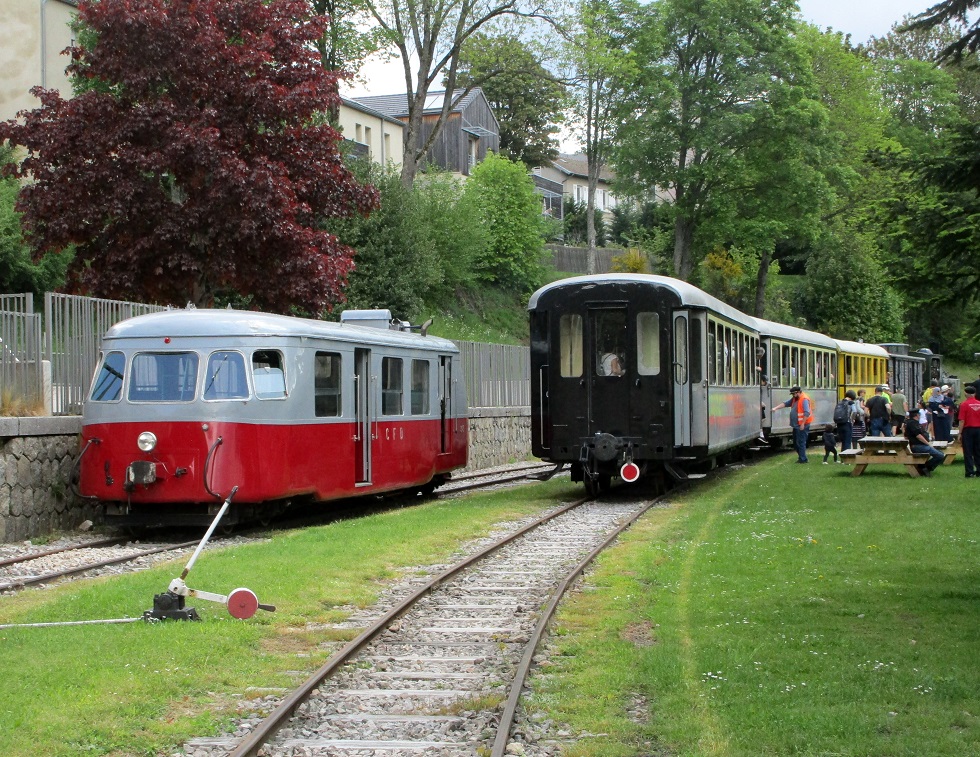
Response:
[129,352,198,402]
[204,351,248,400]
[90,351,126,402]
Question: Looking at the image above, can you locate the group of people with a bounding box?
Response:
[775,373,980,478]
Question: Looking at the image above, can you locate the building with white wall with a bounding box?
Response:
[1,0,78,124]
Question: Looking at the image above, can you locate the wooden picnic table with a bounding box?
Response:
[932,438,959,465]
[839,436,931,477]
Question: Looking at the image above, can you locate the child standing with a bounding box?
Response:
[822,423,840,464]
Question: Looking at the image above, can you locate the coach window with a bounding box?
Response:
[807,349,815,386]
[314,352,341,417]
[636,312,660,375]
[203,351,248,400]
[595,310,627,376]
[90,351,126,402]
[252,350,286,399]
[411,359,430,415]
[771,344,781,387]
[559,314,583,377]
[382,357,404,415]
[129,352,198,402]
[690,319,703,384]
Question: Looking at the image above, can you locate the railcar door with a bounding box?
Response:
[587,307,631,437]
[673,312,692,447]
[354,348,372,484]
[439,356,452,453]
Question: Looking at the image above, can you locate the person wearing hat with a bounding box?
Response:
[775,385,814,463]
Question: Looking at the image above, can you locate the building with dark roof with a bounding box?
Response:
[350,89,500,177]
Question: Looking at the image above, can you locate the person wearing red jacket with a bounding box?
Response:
[958,385,980,478]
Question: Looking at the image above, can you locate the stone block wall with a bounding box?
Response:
[0,416,99,542]
[465,406,532,472]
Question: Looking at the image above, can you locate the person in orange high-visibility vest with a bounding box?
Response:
[776,385,814,463]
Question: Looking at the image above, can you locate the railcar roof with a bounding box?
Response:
[527,274,757,328]
[833,339,890,358]
[102,309,459,352]
[754,317,838,349]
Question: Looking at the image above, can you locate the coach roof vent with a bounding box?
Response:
[341,309,394,330]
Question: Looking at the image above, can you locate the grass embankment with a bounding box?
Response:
[0,480,578,757]
[528,455,980,756]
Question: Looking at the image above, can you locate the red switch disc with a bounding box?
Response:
[227,587,259,619]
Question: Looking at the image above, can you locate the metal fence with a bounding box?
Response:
[1,293,530,414]
[0,294,44,408]
[454,340,530,408]
[44,293,167,415]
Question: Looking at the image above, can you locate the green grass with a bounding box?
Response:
[528,454,980,756]
[0,480,578,756]
[418,284,532,345]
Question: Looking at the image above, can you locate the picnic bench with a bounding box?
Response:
[839,436,932,477]
[934,437,959,465]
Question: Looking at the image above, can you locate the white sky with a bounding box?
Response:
[795,0,931,43]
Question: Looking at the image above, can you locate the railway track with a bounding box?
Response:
[0,464,556,597]
[180,489,666,757]
[0,537,207,593]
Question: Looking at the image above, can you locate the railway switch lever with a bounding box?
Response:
[144,486,277,621]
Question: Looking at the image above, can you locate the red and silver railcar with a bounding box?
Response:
[79,308,468,527]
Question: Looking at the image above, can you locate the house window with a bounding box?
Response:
[355,124,363,143]
[365,126,372,157]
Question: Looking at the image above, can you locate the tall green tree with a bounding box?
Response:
[613,0,815,281]
[795,224,906,342]
[455,33,566,167]
[363,0,550,187]
[563,0,635,274]
[463,152,546,291]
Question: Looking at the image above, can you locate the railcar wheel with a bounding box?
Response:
[584,476,598,497]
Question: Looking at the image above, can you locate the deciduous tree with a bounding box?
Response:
[613,0,811,280]
[363,0,549,187]
[456,33,566,168]
[0,0,378,312]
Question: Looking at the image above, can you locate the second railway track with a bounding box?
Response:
[181,490,668,757]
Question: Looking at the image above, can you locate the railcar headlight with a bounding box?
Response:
[137,431,158,453]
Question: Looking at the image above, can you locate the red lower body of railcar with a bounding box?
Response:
[79,418,469,507]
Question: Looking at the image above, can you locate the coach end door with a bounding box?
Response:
[587,307,631,438]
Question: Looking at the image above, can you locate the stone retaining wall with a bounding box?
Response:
[0,408,533,542]
[465,406,532,472]
[0,416,99,542]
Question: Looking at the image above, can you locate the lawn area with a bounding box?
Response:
[528,453,980,756]
[0,480,579,757]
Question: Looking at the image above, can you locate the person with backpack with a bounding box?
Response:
[834,390,856,451]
